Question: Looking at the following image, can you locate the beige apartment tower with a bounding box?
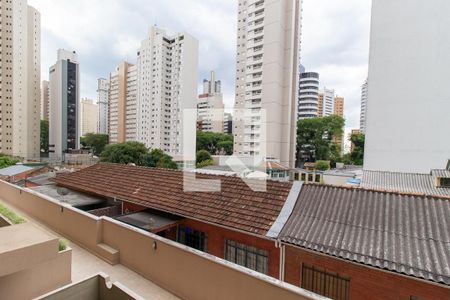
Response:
[41,80,50,121]
[233,0,302,168]
[197,71,225,133]
[108,62,138,143]
[0,1,41,160]
[81,98,98,136]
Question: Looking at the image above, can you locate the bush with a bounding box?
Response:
[58,239,67,251]
[196,150,212,164]
[0,203,26,224]
[315,160,330,171]
[196,159,214,168]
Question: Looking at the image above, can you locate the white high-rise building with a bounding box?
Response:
[81,98,98,136]
[319,88,335,117]
[197,71,225,133]
[137,26,198,160]
[49,49,80,158]
[0,1,41,160]
[97,78,109,135]
[364,0,450,173]
[298,72,320,119]
[108,62,138,144]
[360,79,368,133]
[233,0,302,168]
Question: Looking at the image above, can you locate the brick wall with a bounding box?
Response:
[122,202,146,214]
[177,219,280,278]
[284,245,450,300]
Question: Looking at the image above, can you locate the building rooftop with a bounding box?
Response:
[0,165,34,176]
[361,170,450,198]
[53,163,293,236]
[115,210,182,233]
[31,184,105,207]
[279,184,450,285]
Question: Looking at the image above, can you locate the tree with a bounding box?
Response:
[0,154,20,169]
[349,133,365,165]
[315,160,330,171]
[100,141,148,165]
[40,120,49,153]
[196,131,233,155]
[296,115,345,166]
[101,143,178,169]
[81,133,109,156]
[196,150,212,164]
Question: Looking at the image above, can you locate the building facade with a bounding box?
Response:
[49,49,80,158]
[233,0,302,168]
[81,98,98,136]
[97,78,109,135]
[41,80,50,121]
[108,62,138,144]
[136,26,198,161]
[223,112,233,134]
[359,79,367,133]
[317,88,335,117]
[298,72,319,119]
[0,1,41,160]
[364,0,450,173]
[197,71,225,133]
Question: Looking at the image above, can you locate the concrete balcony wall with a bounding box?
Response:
[0,180,325,300]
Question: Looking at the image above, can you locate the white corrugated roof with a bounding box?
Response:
[0,165,34,176]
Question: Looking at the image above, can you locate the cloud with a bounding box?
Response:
[29,0,371,130]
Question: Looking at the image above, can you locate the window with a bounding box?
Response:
[440,177,450,188]
[176,225,207,251]
[301,264,350,300]
[224,240,268,274]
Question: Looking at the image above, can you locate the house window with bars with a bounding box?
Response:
[301,264,350,300]
[176,225,207,252]
[224,240,268,274]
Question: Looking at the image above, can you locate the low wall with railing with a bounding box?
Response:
[0,180,325,300]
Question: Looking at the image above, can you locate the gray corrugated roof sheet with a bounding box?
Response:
[0,165,34,176]
[279,184,450,285]
[361,170,450,198]
[432,169,450,178]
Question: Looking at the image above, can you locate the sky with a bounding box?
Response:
[29,0,372,140]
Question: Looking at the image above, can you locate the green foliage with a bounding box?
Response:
[196,159,214,168]
[58,239,67,251]
[40,120,49,153]
[100,142,177,169]
[0,203,26,224]
[297,115,345,166]
[196,131,233,155]
[196,150,212,164]
[348,133,365,165]
[0,155,20,169]
[315,160,330,171]
[81,133,109,156]
[100,141,148,165]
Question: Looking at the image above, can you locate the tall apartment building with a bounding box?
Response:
[197,71,225,133]
[333,96,345,153]
[97,78,109,134]
[49,49,80,158]
[223,112,233,134]
[136,26,198,160]
[0,1,41,160]
[41,80,49,121]
[334,96,344,117]
[81,98,98,136]
[233,0,302,168]
[360,79,368,133]
[108,62,138,144]
[317,88,335,117]
[364,0,450,173]
[298,72,319,119]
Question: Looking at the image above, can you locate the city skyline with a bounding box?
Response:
[28,0,371,133]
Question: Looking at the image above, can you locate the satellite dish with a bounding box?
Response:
[57,187,69,196]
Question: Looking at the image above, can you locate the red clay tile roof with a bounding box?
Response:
[53,163,293,236]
